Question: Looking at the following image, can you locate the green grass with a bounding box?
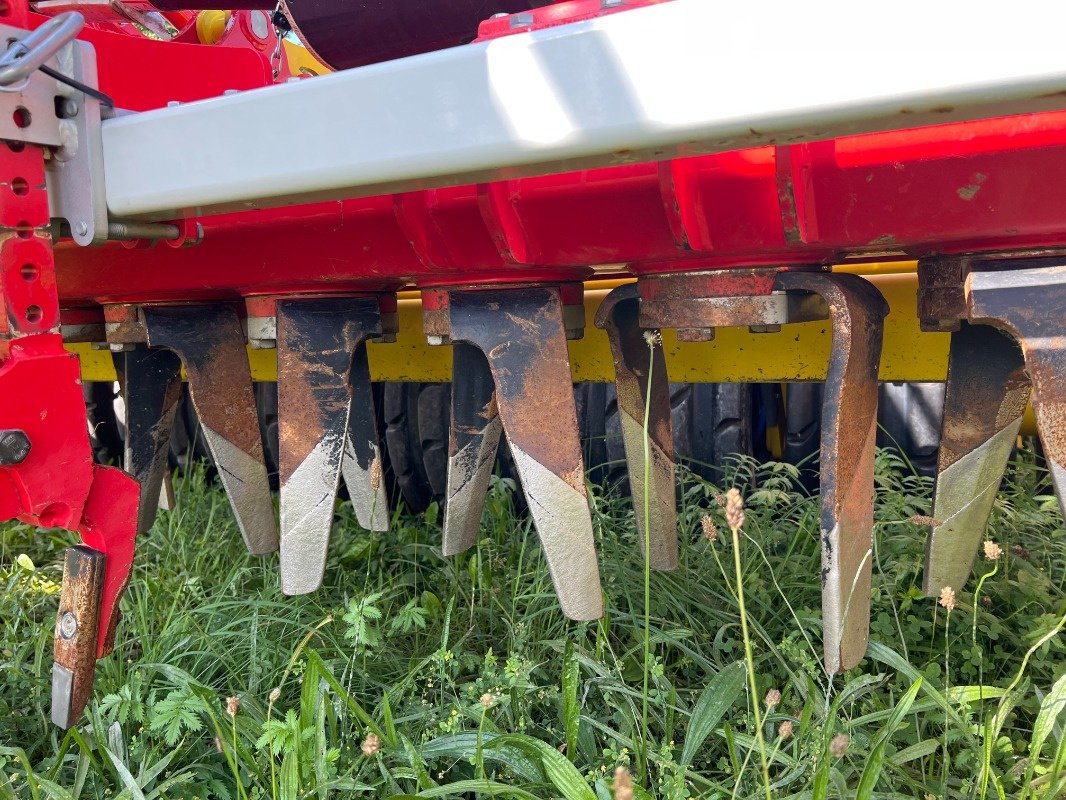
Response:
[0,447,1064,799]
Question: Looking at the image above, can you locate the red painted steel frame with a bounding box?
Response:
[55,111,1066,305]
[0,87,138,660]
[17,0,1066,306]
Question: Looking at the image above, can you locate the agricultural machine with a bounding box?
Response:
[0,0,1063,729]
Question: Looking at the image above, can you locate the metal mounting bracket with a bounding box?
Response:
[43,33,107,246]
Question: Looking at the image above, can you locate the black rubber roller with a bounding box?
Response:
[281,0,551,71]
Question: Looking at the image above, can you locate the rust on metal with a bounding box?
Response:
[142,304,278,555]
[441,342,503,556]
[924,322,1030,595]
[120,344,183,535]
[936,325,1030,470]
[434,285,603,620]
[594,283,677,570]
[624,266,886,672]
[276,296,387,595]
[103,303,148,344]
[776,271,887,673]
[640,268,785,303]
[641,290,828,331]
[52,546,105,729]
[966,264,1066,515]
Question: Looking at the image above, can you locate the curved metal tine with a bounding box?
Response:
[142,304,278,555]
[923,323,1029,596]
[119,344,182,535]
[594,283,677,570]
[51,545,104,729]
[776,271,887,674]
[340,340,389,533]
[441,341,502,556]
[276,297,382,595]
[446,287,604,620]
[966,265,1066,519]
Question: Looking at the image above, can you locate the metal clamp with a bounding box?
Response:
[0,12,84,87]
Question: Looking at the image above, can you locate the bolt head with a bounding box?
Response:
[0,430,31,465]
[59,98,79,118]
[74,221,88,237]
[59,611,77,640]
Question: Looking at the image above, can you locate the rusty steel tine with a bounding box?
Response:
[340,341,389,533]
[51,546,106,729]
[121,344,183,535]
[142,305,279,555]
[447,287,604,620]
[924,323,1030,596]
[776,271,888,674]
[277,297,383,595]
[594,283,677,570]
[966,265,1066,520]
[442,342,503,556]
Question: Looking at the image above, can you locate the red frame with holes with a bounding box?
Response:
[1,0,1064,304]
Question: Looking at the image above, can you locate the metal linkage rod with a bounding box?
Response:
[103,0,1066,221]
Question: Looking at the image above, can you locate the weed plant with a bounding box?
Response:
[0,446,1063,799]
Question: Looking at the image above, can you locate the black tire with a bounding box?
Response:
[84,381,125,466]
[783,381,946,487]
[382,382,439,512]
[575,383,610,487]
[784,383,823,490]
[672,382,753,485]
[417,384,451,499]
[876,382,944,477]
[168,385,215,474]
[584,382,754,491]
[255,382,281,489]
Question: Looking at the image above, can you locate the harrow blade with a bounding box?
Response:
[277,298,385,595]
[441,342,502,556]
[53,465,139,728]
[776,272,887,674]
[143,305,278,555]
[924,323,1030,595]
[51,546,105,729]
[429,287,604,620]
[634,269,886,673]
[340,341,389,533]
[120,344,183,535]
[966,265,1066,519]
[595,283,677,570]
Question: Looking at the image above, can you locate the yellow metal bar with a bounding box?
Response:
[69,264,951,383]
